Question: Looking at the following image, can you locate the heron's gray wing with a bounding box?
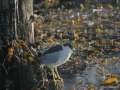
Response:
[40,46,73,66]
[56,46,73,66]
[40,51,61,65]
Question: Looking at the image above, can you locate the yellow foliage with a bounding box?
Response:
[96,28,102,33]
[80,4,85,11]
[88,88,95,90]
[72,20,75,25]
[107,4,113,9]
[88,84,96,90]
[102,74,119,85]
[74,32,79,41]
[47,38,55,45]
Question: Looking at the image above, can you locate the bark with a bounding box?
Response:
[0,0,12,43]
[0,1,35,90]
[0,0,34,44]
[18,0,34,44]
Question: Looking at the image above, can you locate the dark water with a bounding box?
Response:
[63,62,120,90]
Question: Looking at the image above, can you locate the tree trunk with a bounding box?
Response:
[0,0,12,44]
[0,0,34,44]
[0,0,35,90]
[18,0,34,44]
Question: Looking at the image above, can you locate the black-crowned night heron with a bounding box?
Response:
[40,44,73,80]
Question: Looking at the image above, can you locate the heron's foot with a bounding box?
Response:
[59,78,64,83]
[52,77,63,82]
[54,72,62,81]
[55,77,64,83]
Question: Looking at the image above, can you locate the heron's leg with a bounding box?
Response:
[40,65,46,86]
[54,67,61,80]
[50,68,58,83]
[47,65,56,81]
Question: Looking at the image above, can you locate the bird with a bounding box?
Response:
[39,44,73,80]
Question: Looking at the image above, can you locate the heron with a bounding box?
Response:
[39,44,73,81]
